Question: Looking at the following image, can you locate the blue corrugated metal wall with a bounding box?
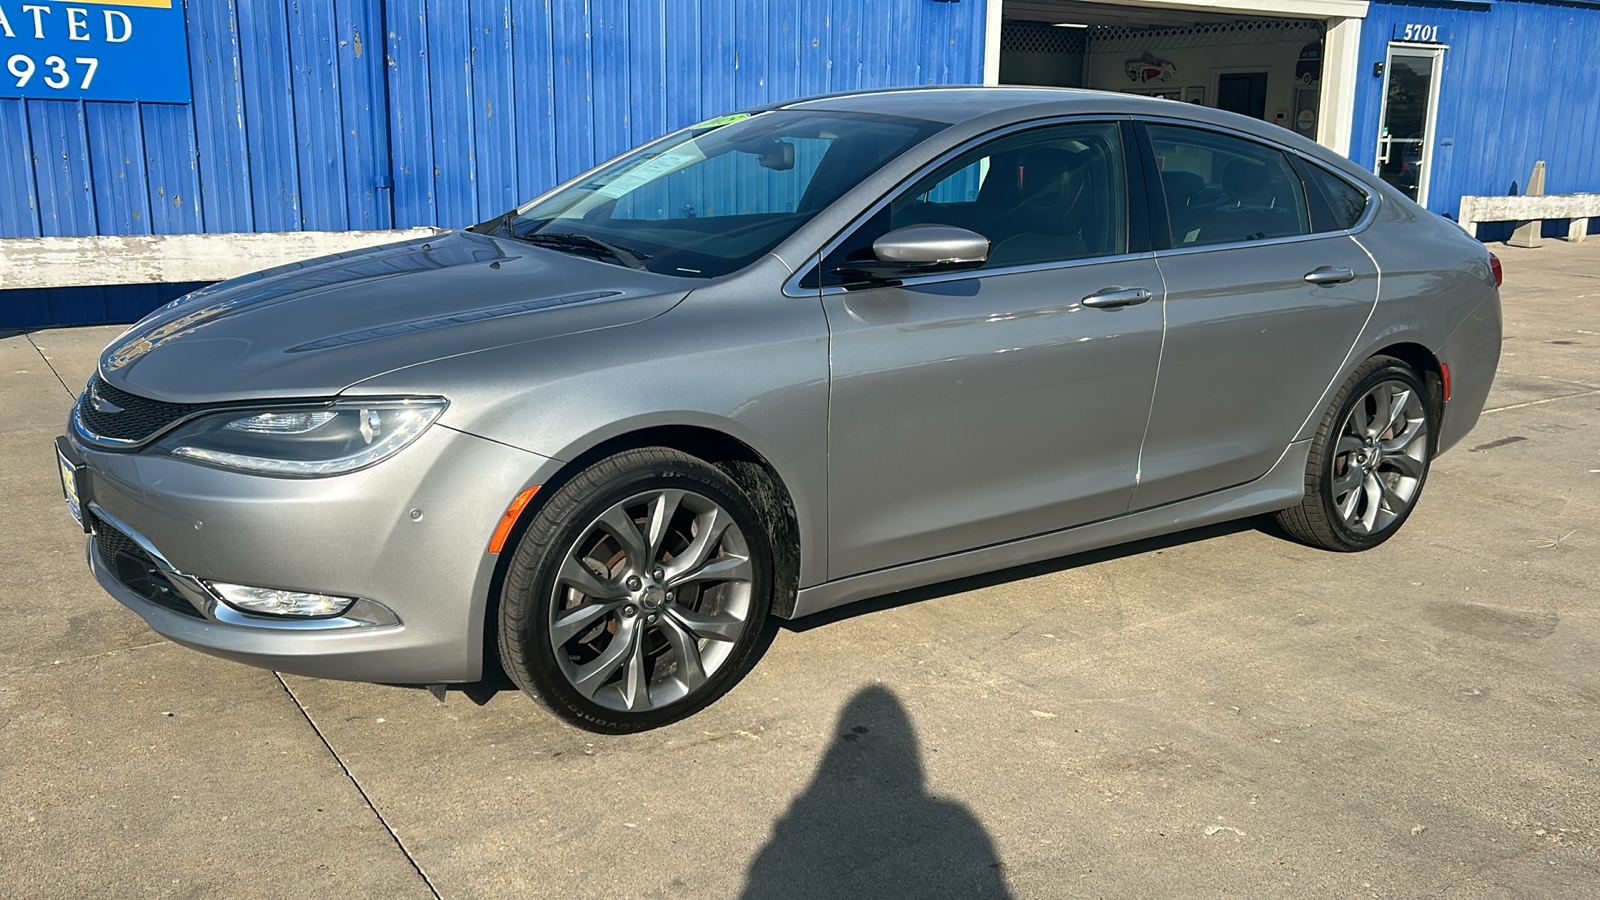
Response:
[0,0,985,242]
[1352,0,1600,235]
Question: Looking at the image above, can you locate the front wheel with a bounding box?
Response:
[1276,357,1435,551]
[498,448,773,733]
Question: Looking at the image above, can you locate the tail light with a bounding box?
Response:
[1488,252,1503,287]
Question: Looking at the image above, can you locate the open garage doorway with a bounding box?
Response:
[995,1,1364,154]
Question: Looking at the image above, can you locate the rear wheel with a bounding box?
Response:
[498,448,772,733]
[1276,357,1435,551]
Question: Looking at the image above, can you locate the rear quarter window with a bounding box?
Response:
[1301,162,1370,232]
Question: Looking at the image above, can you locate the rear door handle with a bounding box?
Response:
[1304,266,1356,286]
[1081,287,1153,309]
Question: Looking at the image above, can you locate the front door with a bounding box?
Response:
[1375,45,1444,204]
[819,121,1165,579]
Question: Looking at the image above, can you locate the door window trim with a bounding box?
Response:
[783,116,1149,299]
[1130,116,1379,260]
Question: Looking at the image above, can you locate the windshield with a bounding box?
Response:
[485,110,948,278]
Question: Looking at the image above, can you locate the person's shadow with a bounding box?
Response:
[740,686,1013,899]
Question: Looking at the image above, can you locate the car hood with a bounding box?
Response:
[97,230,690,403]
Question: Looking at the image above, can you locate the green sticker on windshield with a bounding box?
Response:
[692,113,752,129]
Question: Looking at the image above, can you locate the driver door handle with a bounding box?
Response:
[1081,287,1153,309]
[1304,266,1356,286]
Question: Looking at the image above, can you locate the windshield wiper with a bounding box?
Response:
[516,231,651,270]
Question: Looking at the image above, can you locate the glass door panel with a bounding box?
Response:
[1376,47,1443,203]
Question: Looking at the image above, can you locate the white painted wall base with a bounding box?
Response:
[0,228,444,291]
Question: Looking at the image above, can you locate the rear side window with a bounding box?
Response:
[1300,162,1369,231]
[1146,124,1310,247]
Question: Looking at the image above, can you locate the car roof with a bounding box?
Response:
[777,86,1102,124]
[773,86,1362,178]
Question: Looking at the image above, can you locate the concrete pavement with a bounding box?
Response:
[3,239,1597,898]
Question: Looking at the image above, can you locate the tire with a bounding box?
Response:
[1276,356,1436,552]
[498,447,773,733]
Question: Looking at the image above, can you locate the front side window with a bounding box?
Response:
[490,110,947,278]
[1147,124,1310,248]
[818,121,1128,285]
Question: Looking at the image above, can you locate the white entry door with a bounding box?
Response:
[1375,43,1444,205]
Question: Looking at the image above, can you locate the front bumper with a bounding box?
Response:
[64,423,559,684]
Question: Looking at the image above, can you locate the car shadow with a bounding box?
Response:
[739,685,1013,899]
[783,516,1266,633]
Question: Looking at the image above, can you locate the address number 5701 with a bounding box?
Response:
[8,54,100,90]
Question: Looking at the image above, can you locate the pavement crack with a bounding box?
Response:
[275,674,444,900]
[3,640,169,678]
[24,332,77,397]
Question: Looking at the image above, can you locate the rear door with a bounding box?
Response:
[817,120,1167,579]
[1131,121,1378,511]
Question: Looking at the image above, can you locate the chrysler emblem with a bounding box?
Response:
[89,383,124,415]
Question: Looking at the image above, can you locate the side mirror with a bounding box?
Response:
[831,224,990,282]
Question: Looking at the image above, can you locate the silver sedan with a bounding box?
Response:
[57,88,1502,732]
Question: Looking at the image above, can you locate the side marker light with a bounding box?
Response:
[489,486,541,553]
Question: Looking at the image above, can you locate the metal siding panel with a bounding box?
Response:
[700,0,736,115]
[734,0,767,108]
[767,1,803,103]
[591,0,632,164]
[426,2,479,227]
[890,0,920,87]
[0,100,43,237]
[236,1,303,231]
[187,0,254,234]
[387,0,439,227]
[797,0,831,95]
[28,100,97,237]
[0,289,50,328]
[47,281,109,325]
[829,2,860,91]
[470,0,520,217]
[627,0,667,152]
[334,0,390,230]
[139,102,205,234]
[510,0,558,200]
[551,0,595,182]
[663,0,703,132]
[286,1,351,231]
[858,0,891,89]
[84,103,152,235]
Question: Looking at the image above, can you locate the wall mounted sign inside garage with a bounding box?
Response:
[1,0,191,102]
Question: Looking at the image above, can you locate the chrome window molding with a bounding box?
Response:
[782,114,1138,299]
[1151,222,1374,260]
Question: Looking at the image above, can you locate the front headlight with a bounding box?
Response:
[151,398,447,476]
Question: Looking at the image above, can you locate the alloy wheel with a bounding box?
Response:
[1330,379,1429,535]
[547,489,754,713]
